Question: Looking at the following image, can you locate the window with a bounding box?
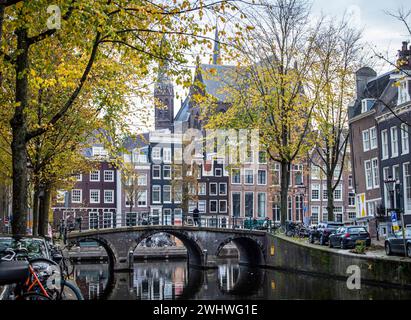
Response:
[245,193,254,217]
[231,168,241,184]
[152,185,161,203]
[152,165,161,179]
[210,183,217,196]
[163,148,172,163]
[219,200,227,213]
[258,151,267,164]
[219,183,227,195]
[163,208,172,225]
[311,184,320,201]
[173,165,182,179]
[103,210,113,229]
[322,207,328,222]
[334,184,342,201]
[311,165,320,180]
[295,195,303,221]
[334,207,343,222]
[56,190,65,203]
[370,127,377,149]
[232,192,241,217]
[294,165,303,185]
[244,169,254,184]
[104,170,114,182]
[257,193,266,218]
[74,173,82,181]
[210,200,218,213]
[381,129,389,159]
[89,210,99,229]
[137,190,147,207]
[90,170,100,182]
[362,130,370,152]
[152,147,161,161]
[195,200,205,213]
[92,146,107,157]
[163,185,171,203]
[348,211,356,220]
[71,189,82,203]
[383,167,391,208]
[198,183,206,195]
[104,190,114,204]
[348,192,355,206]
[401,123,409,155]
[138,174,147,186]
[287,196,293,221]
[174,185,182,204]
[272,163,280,186]
[257,170,267,185]
[404,163,411,212]
[371,158,379,188]
[398,79,410,105]
[391,126,399,157]
[126,212,137,227]
[273,202,280,222]
[215,168,222,177]
[163,165,171,179]
[311,206,319,225]
[90,190,101,204]
[365,160,372,190]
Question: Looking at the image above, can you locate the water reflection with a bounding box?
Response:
[72,260,411,300]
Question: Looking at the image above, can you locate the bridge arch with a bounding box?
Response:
[216,236,265,267]
[130,230,205,267]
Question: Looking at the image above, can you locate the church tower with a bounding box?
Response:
[154,41,174,131]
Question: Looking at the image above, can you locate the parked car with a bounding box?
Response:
[0,236,51,260]
[309,222,344,245]
[328,226,371,249]
[385,229,411,257]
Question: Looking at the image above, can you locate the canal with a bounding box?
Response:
[72,259,411,300]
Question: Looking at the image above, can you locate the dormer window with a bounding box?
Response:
[398,79,410,105]
[361,99,376,113]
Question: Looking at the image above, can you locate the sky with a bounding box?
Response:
[132,0,411,133]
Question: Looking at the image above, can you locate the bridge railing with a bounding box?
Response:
[59,213,274,235]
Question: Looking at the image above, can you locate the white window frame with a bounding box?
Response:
[231,192,241,217]
[219,200,227,213]
[365,160,372,190]
[163,148,172,163]
[104,190,114,204]
[381,129,389,160]
[137,174,147,186]
[215,167,222,177]
[163,165,171,180]
[311,206,319,225]
[152,147,161,161]
[369,127,377,149]
[244,169,254,185]
[90,189,100,204]
[231,168,241,184]
[391,126,399,157]
[198,183,206,195]
[371,158,379,188]
[90,170,100,182]
[103,170,114,182]
[333,184,343,201]
[257,169,267,185]
[219,183,227,196]
[362,130,370,152]
[152,185,161,204]
[404,162,411,213]
[257,192,267,218]
[401,123,409,155]
[398,79,410,105]
[152,165,161,179]
[75,173,82,182]
[311,184,320,201]
[209,200,218,213]
[163,185,172,204]
[137,190,147,207]
[71,189,82,203]
[209,183,218,196]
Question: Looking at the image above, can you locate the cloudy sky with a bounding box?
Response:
[133,0,411,132]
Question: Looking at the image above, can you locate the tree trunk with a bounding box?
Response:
[32,180,40,236]
[0,5,5,86]
[326,175,335,222]
[10,28,29,236]
[280,160,291,226]
[38,185,51,237]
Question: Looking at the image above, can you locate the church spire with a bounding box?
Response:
[212,21,220,65]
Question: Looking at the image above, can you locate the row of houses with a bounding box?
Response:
[51,38,356,231]
[348,42,411,237]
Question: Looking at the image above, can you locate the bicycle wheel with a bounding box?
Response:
[60,279,84,300]
[18,292,52,300]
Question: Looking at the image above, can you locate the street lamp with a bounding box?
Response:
[384,176,407,257]
[297,183,307,224]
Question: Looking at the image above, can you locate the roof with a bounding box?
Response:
[174,96,190,122]
[122,133,150,151]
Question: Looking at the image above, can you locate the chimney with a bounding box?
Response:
[355,67,377,99]
[397,41,411,70]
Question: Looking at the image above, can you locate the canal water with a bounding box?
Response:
[72,259,411,300]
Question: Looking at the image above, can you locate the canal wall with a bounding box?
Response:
[265,235,411,288]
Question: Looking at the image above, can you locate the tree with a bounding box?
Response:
[203,0,324,225]
[310,18,362,222]
[121,161,146,216]
[1,0,241,235]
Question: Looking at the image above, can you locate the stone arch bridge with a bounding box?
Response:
[67,226,276,271]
